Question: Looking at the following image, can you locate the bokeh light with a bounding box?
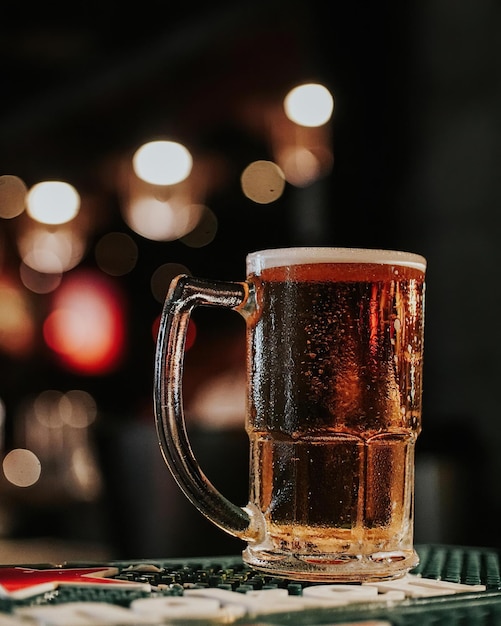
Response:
[60,390,97,428]
[31,388,97,429]
[179,206,218,248]
[132,140,193,186]
[26,181,80,225]
[279,145,334,187]
[151,263,191,304]
[3,449,41,487]
[123,196,203,242]
[43,270,126,374]
[0,277,35,357]
[240,160,285,204]
[19,262,63,294]
[95,232,138,276]
[284,83,334,127]
[0,175,28,219]
[33,389,65,428]
[18,225,85,274]
[16,389,102,501]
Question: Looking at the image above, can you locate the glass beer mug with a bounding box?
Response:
[154,247,426,582]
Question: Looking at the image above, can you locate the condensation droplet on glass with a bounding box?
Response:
[394,318,401,332]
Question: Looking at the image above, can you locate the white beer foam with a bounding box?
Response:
[247,247,427,273]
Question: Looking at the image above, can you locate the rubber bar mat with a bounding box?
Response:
[0,543,498,624]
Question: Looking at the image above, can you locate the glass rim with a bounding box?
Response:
[247,247,427,273]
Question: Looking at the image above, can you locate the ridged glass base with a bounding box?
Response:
[243,546,419,582]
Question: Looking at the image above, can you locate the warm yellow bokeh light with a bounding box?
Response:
[31,388,97,430]
[180,206,218,248]
[124,196,202,242]
[33,389,65,428]
[279,145,334,187]
[132,140,193,186]
[19,262,62,294]
[3,448,41,487]
[241,160,285,204]
[60,390,97,428]
[284,83,334,127]
[18,226,85,274]
[0,278,35,356]
[95,232,138,276]
[151,263,191,303]
[0,175,28,219]
[26,181,80,225]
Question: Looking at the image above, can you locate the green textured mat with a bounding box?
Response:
[0,544,499,624]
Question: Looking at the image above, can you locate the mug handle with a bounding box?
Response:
[154,274,263,543]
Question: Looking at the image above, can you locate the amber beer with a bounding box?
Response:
[154,246,426,581]
[244,253,425,574]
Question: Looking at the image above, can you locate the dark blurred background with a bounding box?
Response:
[0,0,499,563]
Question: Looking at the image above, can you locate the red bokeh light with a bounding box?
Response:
[43,270,126,374]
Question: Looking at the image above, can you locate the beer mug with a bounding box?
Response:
[154,247,426,582]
